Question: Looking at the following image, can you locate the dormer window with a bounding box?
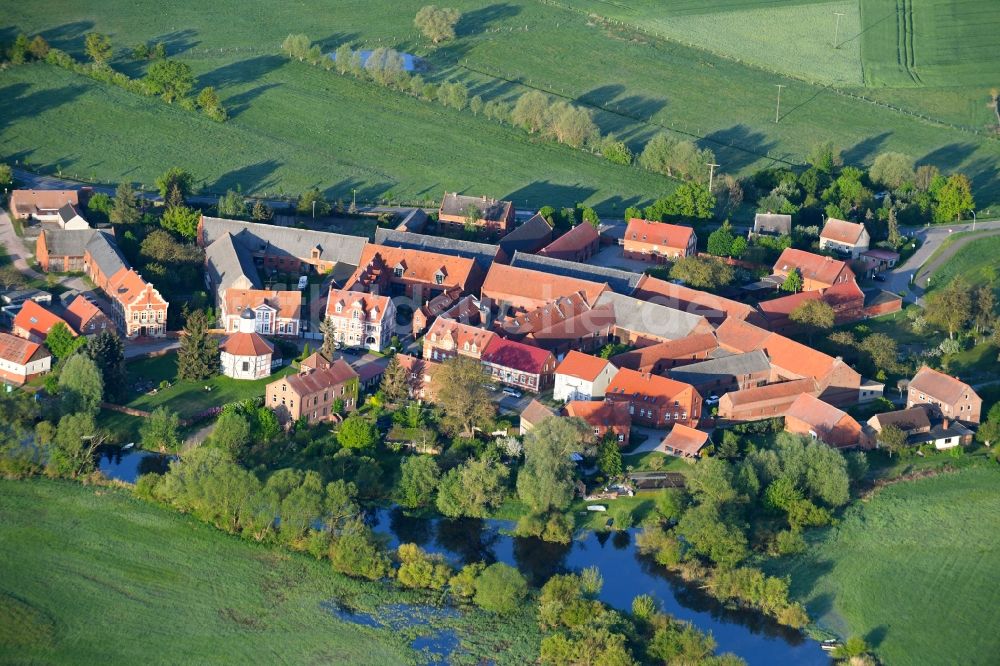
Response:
[463,341,470,351]
[394,267,404,278]
[434,270,445,285]
[353,310,361,320]
[335,303,343,313]
[371,307,379,319]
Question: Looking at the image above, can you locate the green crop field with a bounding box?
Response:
[3,0,1000,210]
[928,234,1000,294]
[771,466,1000,666]
[0,479,540,665]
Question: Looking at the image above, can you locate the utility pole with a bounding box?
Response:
[833,12,845,49]
[707,162,720,193]
[970,209,977,231]
[312,200,316,219]
[774,84,785,124]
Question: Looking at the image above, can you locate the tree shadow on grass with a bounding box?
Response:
[151,29,200,58]
[38,20,95,56]
[843,131,892,166]
[866,624,889,649]
[0,83,89,134]
[324,178,395,204]
[198,55,286,89]
[207,159,283,196]
[456,3,522,38]
[503,181,598,210]
[221,83,282,118]
[591,194,653,216]
[313,31,361,52]
[919,142,980,173]
[704,124,779,173]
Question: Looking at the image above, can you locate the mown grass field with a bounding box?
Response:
[3,0,1000,209]
[124,352,294,419]
[929,234,1000,294]
[0,479,540,665]
[771,465,1000,666]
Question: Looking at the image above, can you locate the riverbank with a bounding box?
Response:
[0,479,540,664]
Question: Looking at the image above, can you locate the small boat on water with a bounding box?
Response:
[122,442,135,450]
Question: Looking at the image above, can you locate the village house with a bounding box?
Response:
[54,203,90,231]
[84,231,168,338]
[325,288,395,353]
[868,405,974,450]
[631,274,762,326]
[219,310,275,380]
[622,218,697,262]
[0,332,51,386]
[35,229,95,273]
[481,262,608,315]
[62,295,115,337]
[595,292,714,346]
[667,350,772,398]
[423,318,495,362]
[510,251,642,295]
[437,192,516,235]
[784,393,866,448]
[411,287,463,336]
[657,424,710,458]
[906,366,982,424]
[221,289,302,337]
[553,351,618,402]
[395,353,442,402]
[772,248,856,292]
[498,213,553,257]
[538,223,600,262]
[480,336,557,393]
[496,293,615,356]
[266,353,359,424]
[347,245,483,304]
[610,333,719,374]
[861,249,900,275]
[9,189,86,221]
[756,280,866,333]
[436,294,483,327]
[565,400,631,444]
[751,213,792,237]
[12,300,76,343]
[373,227,502,274]
[520,399,556,435]
[717,378,817,422]
[819,218,870,258]
[605,368,701,429]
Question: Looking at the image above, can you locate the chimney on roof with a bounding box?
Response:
[942,417,950,429]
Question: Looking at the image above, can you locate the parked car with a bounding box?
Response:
[502,387,522,398]
[705,394,720,405]
[872,273,886,282]
[297,275,308,290]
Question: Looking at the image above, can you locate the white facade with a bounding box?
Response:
[0,354,51,384]
[220,350,271,380]
[553,362,618,402]
[327,298,396,352]
[223,304,299,337]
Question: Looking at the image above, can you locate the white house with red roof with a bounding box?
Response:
[480,336,557,393]
[819,218,870,258]
[0,332,52,386]
[553,350,618,402]
[221,289,301,337]
[220,310,275,380]
[623,218,697,263]
[325,288,395,352]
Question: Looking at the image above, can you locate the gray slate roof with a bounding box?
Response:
[205,232,262,296]
[373,227,500,272]
[510,251,641,295]
[595,292,708,340]
[85,230,127,277]
[498,213,554,256]
[394,208,429,233]
[439,192,512,221]
[42,229,96,256]
[200,216,367,266]
[753,213,792,235]
[668,350,771,387]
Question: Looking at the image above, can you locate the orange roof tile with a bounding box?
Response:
[220,331,274,356]
[606,368,696,406]
[63,295,103,332]
[426,318,496,353]
[13,300,75,339]
[820,218,866,245]
[538,223,599,258]
[625,219,694,250]
[722,378,816,407]
[326,288,391,324]
[610,333,719,371]
[658,424,709,456]
[107,267,166,308]
[784,393,852,432]
[565,400,631,428]
[631,274,757,325]
[773,248,852,287]
[555,351,615,382]
[482,263,608,309]
[0,331,46,365]
[282,359,358,397]
[350,244,478,291]
[909,366,978,406]
[226,289,302,321]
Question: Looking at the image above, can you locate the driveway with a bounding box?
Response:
[585,243,658,273]
[622,426,667,456]
[0,211,43,280]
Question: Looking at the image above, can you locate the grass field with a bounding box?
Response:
[929,234,1000,294]
[860,0,1000,87]
[124,352,294,420]
[771,465,1000,665]
[3,0,1000,210]
[0,479,540,665]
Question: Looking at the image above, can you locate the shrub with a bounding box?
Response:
[396,543,452,590]
[473,563,528,614]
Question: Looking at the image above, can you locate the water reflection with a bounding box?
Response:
[95,445,173,484]
[369,508,827,666]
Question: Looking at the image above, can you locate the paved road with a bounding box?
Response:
[885,219,1000,302]
[0,210,44,280]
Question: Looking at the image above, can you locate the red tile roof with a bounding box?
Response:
[722,378,816,407]
[349,244,478,291]
[538,223,598,258]
[482,263,608,309]
[521,398,556,426]
[0,331,46,365]
[13,300,75,339]
[10,189,80,217]
[757,291,821,318]
[610,333,719,371]
[555,351,614,382]
[820,218,866,245]
[631,274,758,325]
[481,336,555,374]
[426,318,496,354]
[773,248,852,287]
[220,331,274,356]
[283,359,358,396]
[784,393,851,432]
[63,295,104,332]
[226,289,302,320]
[658,424,709,456]
[606,368,697,406]
[715,317,850,384]
[822,279,865,307]
[565,400,631,428]
[625,219,694,250]
[326,288,391,324]
[909,366,977,406]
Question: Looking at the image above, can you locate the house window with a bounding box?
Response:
[241,361,249,372]
[435,272,444,285]
[394,267,404,278]
[335,303,343,313]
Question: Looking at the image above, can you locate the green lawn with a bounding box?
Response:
[0,479,540,664]
[770,465,1000,665]
[3,0,1000,209]
[929,235,1000,295]
[124,353,294,420]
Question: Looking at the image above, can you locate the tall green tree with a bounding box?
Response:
[597,437,623,478]
[869,152,915,190]
[336,413,378,450]
[47,412,101,477]
[436,453,508,518]
[141,406,181,451]
[512,90,551,133]
[432,356,496,436]
[397,455,441,508]
[144,60,195,102]
[84,32,112,65]
[517,416,587,513]
[789,299,835,342]
[110,181,141,225]
[208,410,252,459]
[474,563,528,614]
[58,353,104,416]
[217,189,248,219]
[380,355,409,403]
[707,221,736,257]
[177,309,218,380]
[414,5,462,43]
[669,256,735,291]
[155,167,195,201]
[781,267,803,293]
[297,188,330,217]
[644,183,715,221]
[933,174,974,223]
[45,322,85,360]
[877,423,907,458]
[925,279,972,339]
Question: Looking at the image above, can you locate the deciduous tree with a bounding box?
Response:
[155,167,195,201]
[414,5,461,43]
[517,416,586,514]
[58,353,104,416]
[869,152,915,190]
[512,90,551,133]
[876,423,907,458]
[789,299,834,342]
[84,32,112,65]
[432,356,495,436]
[435,453,508,518]
[397,455,441,508]
[144,59,195,102]
[297,188,330,216]
[925,278,972,339]
[474,563,528,614]
[45,322,85,360]
[140,406,181,451]
[933,173,974,223]
[781,267,803,293]
[668,256,735,291]
[336,413,378,450]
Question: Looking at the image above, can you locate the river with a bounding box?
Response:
[99,447,828,665]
